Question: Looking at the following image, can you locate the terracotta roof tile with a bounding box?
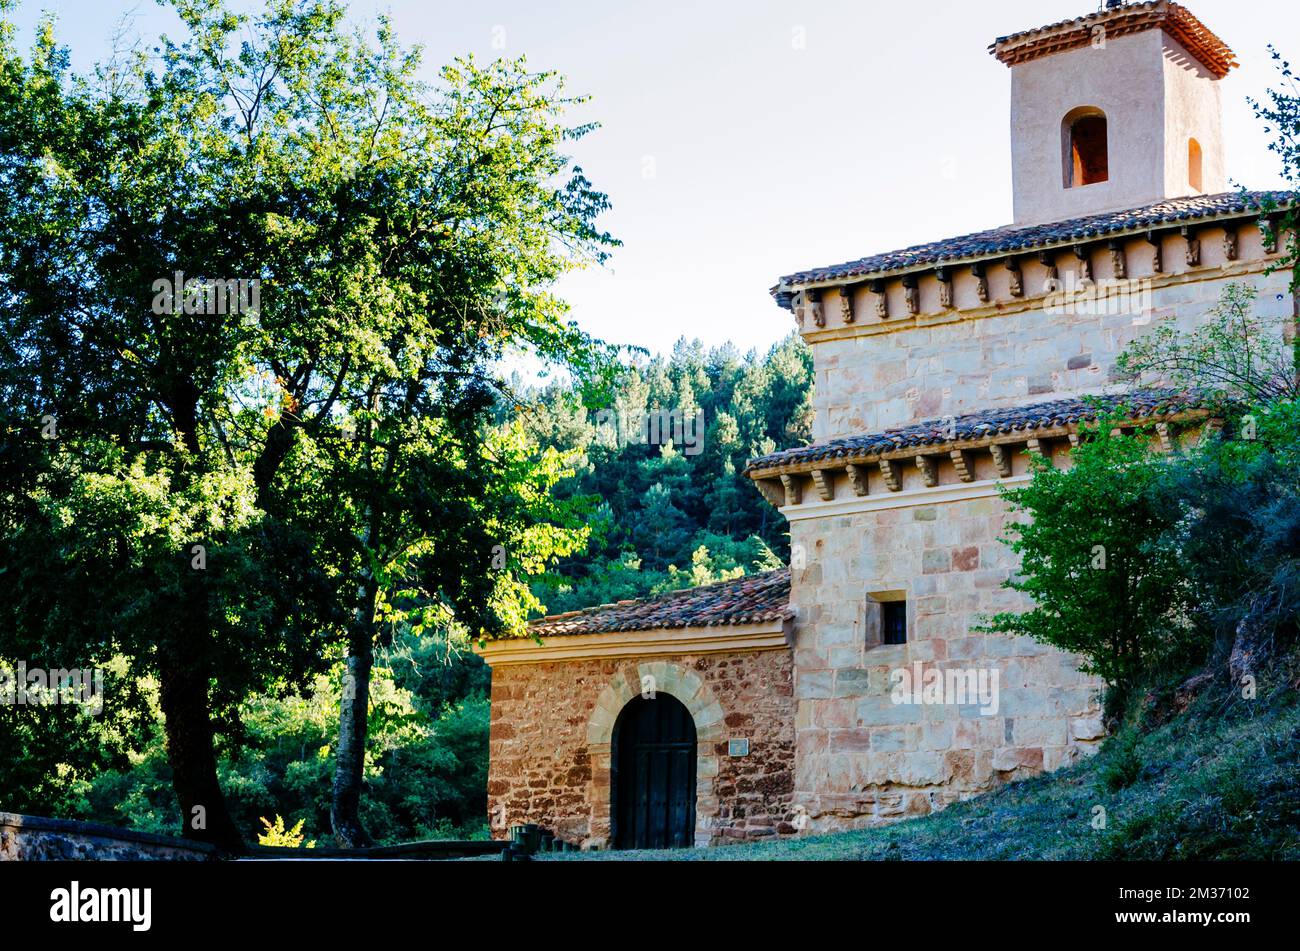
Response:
[529,569,792,637]
[745,390,1210,474]
[775,191,1291,297]
[990,1,1237,79]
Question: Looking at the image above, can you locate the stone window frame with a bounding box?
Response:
[864,589,909,650]
[585,661,725,849]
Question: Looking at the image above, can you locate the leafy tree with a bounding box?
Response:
[0,0,615,849]
[982,419,1196,717]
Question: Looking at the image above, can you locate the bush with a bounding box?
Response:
[1167,400,1300,666]
[258,815,315,848]
[1097,730,1144,793]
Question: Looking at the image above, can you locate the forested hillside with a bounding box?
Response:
[516,333,813,616]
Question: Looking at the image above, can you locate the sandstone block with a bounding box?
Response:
[1070,715,1105,740]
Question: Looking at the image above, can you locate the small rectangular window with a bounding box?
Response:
[882,600,907,645]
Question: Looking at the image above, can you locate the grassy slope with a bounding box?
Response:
[557,676,1300,861]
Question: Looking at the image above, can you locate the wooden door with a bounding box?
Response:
[612,694,697,849]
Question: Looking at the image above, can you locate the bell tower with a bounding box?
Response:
[991,1,1237,226]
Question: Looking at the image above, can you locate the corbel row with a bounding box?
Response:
[756,436,1053,508]
[788,214,1284,329]
[752,412,1217,508]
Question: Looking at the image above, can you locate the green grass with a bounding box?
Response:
[554,675,1300,861]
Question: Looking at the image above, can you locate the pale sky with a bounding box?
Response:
[8,0,1298,358]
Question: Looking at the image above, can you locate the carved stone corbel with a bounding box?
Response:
[1261,216,1280,254]
[950,449,974,483]
[1025,437,1051,464]
[1037,250,1058,285]
[779,474,802,506]
[935,267,954,309]
[845,463,869,496]
[1073,244,1092,282]
[810,469,834,501]
[870,279,888,319]
[915,454,938,488]
[1107,238,1127,279]
[971,262,989,303]
[839,285,856,324]
[1223,228,1238,262]
[879,458,903,492]
[806,288,825,328]
[1005,257,1024,298]
[989,443,1013,478]
[756,478,785,508]
[1182,226,1200,267]
[1146,230,1163,274]
[902,275,920,316]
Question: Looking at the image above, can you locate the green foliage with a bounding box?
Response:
[0,652,153,819]
[1115,283,1298,403]
[981,417,1197,710]
[73,632,490,845]
[1165,398,1300,660]
[0,0,619,841]
[1096,729,1144,793]
[521,333,812,613]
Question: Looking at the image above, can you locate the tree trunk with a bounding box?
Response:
[331,390,388,849]
[154,394,244,852]
[156,640,245,852]
[331,589,377,848]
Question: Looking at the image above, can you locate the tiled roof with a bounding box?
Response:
[991,2,1237,79]
[776,191,1291,293]
[529,569,792,637]
[745,390,1210,474]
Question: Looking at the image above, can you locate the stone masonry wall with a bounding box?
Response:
[788,487,1104,831]
[487,648,796,848]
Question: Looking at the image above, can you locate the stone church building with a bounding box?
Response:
[478,0,1293,849]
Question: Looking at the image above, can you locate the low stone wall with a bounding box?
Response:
[488,648,797,849]
[0,813,217,861]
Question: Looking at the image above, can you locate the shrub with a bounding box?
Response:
[258,815,315,849]
[1097,730,1144,793]
[982,416,1199,715]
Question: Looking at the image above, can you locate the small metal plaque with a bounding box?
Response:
[728,738,750,757]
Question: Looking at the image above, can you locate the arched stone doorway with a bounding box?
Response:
[585,662,724,848]
[611,694,697,849]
